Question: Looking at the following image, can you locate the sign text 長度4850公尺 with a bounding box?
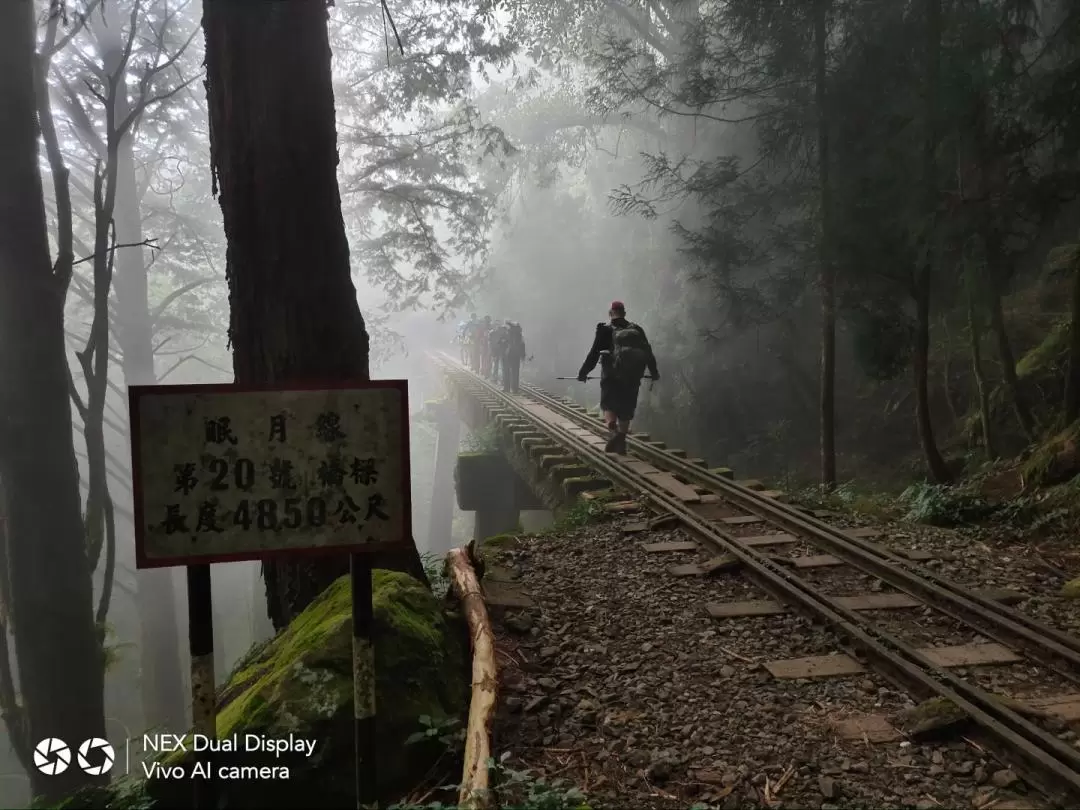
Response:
[128,381,411,568]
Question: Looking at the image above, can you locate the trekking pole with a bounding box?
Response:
[556,375,657,381]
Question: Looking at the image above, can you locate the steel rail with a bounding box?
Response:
[521,381,1080,681]
[432,353,1080,805]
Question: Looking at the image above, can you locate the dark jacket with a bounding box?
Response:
[578,318,659,381]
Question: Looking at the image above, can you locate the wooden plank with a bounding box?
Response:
[621,522,649,535]
[759,490,787,501]
[918,643,1021,668]
[604,500,640,513]
[621,459,656,474]
[721,515,765,525]
[698,494,720,504]
[709,592,923,619]
[643,470,701,502]
[737,479,765,490]
[707,600,786,618]
[1025,694,1080,721]
[977,588,1027,606]
[765,654,864,679]
[831,714,903,743]
[668,556,740,577]
[893,547,958,562]
[833,593,921,611]
[793,554,844,568]
[845,527,881,538]
[642,540,698,553]
[739,533,798,548]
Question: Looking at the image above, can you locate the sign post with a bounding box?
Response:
[129,381,411,810]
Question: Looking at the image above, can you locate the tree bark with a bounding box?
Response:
[966,274,997,459]
[815,0,836,489]
[1065,247,1080,423]
[0,0,107,801]
[202,0,427,630]
[448,545,496,810]
[914,0,952,484]
[107,53,189,729]
[982,229,1036,440]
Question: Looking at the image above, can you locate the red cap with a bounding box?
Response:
[610,300,625,313]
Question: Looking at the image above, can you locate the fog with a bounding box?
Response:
[3,0,1077,804]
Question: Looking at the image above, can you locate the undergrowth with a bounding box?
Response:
[394,718,589,810]
[462,425,499,453]
[421,551,450,600]
[549,498,607,531]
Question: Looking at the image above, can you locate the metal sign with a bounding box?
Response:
[129,381,411,568]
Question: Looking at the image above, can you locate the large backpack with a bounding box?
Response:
[508,323,524,354]
[611,323,649,381]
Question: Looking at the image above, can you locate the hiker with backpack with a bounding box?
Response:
[502,321,527,393]
[576,300,659,454]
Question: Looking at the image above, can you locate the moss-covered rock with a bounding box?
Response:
[64,572,466,809]
[1021,420,1080,488]
[1063,578,1080,599]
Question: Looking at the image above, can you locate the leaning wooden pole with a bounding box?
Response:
[447,545,497,809]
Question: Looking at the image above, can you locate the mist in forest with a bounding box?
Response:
[3,0,1080,805]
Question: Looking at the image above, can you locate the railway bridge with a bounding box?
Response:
[426,351,766,547]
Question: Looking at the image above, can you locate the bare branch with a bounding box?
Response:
[150,278,210,329]
[72,238,159,268]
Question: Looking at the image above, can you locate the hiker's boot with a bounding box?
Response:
[612,431,628,455]
[604,425,620,453]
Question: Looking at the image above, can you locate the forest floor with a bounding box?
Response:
[484,494,1080,810]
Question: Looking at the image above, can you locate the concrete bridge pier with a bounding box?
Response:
[426,399,462,552]
[455,452,544,542]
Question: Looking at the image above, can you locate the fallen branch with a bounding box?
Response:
[446,545,497,810]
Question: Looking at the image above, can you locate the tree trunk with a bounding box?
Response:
[0,0,107,801]
[201,0,428,630]
[966,275,997,459]
[111,88,188,732]
[982,229,1036,440]
[815,0,836,488]
[914,0,952,484]
[1065,249,1080,423]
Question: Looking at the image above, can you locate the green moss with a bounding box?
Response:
[1021,420,1080,487]
[1016,318,1069,379]
[1063,578,1080,599]
[94,572,465,809]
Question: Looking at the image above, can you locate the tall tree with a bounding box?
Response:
[914,0,952,483]
[201,0,427,630]
[0,0,107,801]
[815,0,836,487]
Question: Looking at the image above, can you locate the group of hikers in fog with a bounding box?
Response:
[458,301,659,455]
[458,315,529,393]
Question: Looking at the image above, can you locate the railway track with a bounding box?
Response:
[432,352,1080,807]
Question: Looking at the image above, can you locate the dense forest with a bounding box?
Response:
[3,0,1080,806]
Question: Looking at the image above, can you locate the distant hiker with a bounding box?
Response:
[490,320,510,384]
[502,321,527,393]
[478,315,494,377]
[464,313,482,370]
[456,319,470,363]
[577,300,659,454]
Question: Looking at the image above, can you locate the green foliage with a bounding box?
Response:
[462,425,500,453]
[551,498,606,530]
[389,751,589,810]
[404,714,465,748]
[421,551,451,600]
[898,482,995,526]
